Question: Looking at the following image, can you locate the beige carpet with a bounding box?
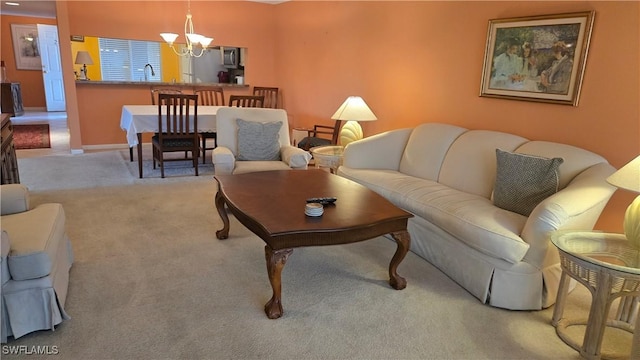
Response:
[4,150,632,359]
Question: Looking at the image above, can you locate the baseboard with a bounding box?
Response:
[23,107,47,112]
[82,144,130,151]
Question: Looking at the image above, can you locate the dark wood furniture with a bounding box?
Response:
[151,94,199,178]
[228,95,264,108]
[195,87,225,164]
[214,169,413,319]
[127,87,185,162]
[1,114,20,184]
[1,83,24,117]
[252,86,279,108]
[297,120,343,151]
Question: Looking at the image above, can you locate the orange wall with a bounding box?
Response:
[3,1,639,233]
[0,15,57,107]
[274,1,639,233]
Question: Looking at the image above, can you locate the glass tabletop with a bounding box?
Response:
[551,230,640,275]
[310,145,344,157]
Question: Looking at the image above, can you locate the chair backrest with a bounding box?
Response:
[216,107,291,156]
[228,95,264,108]
[252,86,279,108]
[195,87,225,106]
[157,94,198,140]
[151,87,183,105]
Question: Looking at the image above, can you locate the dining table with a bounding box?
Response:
[120,105,223,178]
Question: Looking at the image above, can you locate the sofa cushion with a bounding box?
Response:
[1,231,10,285]
[339,167,530,263]
[1,203,66,281]
[236,118,282,161]
[232,160,292,175]
[494,149,564,216]
[438,130,528,198]
[398,123,467,181]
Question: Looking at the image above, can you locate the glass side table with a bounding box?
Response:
[551,230,640,360]
[310,145,344,173]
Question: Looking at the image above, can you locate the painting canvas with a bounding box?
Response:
[11,24,42,70]
[480,12,595,106]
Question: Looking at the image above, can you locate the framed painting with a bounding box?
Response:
[480,11,595,106]
[11,24,42,70]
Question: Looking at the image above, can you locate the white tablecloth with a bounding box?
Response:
[120,105,223,146]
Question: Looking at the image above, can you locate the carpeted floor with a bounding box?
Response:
[12,124,51,150]
[4,150,633,359]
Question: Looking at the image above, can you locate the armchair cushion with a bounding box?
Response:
[493,149,564,216]
[2,203,66,281]
[236,118,282,161]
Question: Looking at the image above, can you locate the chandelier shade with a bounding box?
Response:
[160,1,213,58]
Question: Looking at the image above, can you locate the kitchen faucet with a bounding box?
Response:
[144,63,155,81]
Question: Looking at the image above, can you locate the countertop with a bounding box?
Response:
[75,80,248,88]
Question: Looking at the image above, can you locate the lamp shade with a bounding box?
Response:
[74,51,93,65]
[331,96,377,121]
[607,155,640,193]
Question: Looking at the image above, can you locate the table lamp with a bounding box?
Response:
[74,51,93,80]
[606,155,640,249]
[331,96,377,147]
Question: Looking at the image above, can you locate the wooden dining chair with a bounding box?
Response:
[297,120,342,151]
[252,86,279,108]
[228,95,265,108]
[152,93,199,178]
[127,87,185,162]
[150,87,183,105]
[195,87,225,163]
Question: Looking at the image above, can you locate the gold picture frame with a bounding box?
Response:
[480,11,595,106]
[11,24,42,71]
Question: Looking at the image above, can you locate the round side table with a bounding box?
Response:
[551,230,640,360]
[310,145,344,173]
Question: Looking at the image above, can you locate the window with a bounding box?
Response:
[98,38,161,82]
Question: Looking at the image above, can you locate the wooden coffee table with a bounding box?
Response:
[214,169,413,319]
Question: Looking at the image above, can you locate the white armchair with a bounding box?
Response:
[212,107,312,175]
[1,184,73,342]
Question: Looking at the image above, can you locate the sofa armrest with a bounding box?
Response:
[281,146,312,168]
[521,162,617,266]
[212,147,236,175]
[1,231,10,285]
[1,184,30,215]
[342,128,413,170]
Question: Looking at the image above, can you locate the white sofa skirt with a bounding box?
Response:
[402,216,562,310]
[1,236,73,342]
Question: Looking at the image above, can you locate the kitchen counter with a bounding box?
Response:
[75,80,248,88]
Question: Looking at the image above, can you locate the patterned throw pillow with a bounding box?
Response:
[493,149,564,216]
[236,118,282,161]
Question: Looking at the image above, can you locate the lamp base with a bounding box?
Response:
[339,120,363,147]
[624,195,640,249]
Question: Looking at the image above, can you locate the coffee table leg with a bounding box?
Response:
[264,246,293,319]
[215,190,230,240]
[389,230,410,290]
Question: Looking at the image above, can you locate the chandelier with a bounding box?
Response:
[160,0,213,58]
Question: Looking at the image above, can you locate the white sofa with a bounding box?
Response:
[1,184,73,342]
[212,107,312,175]
[337,123,616,310]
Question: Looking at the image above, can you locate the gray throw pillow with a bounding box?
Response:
[493,149,564,216]
[236,118,282,161]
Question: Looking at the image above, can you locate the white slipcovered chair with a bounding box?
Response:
[212,107,312,175]
[1,184,73,342]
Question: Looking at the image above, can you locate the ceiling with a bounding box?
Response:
[1,1,56,18]
[0,0,287,19]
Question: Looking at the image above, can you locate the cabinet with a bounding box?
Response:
[1,82,24,117]
[1,114,20,184]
